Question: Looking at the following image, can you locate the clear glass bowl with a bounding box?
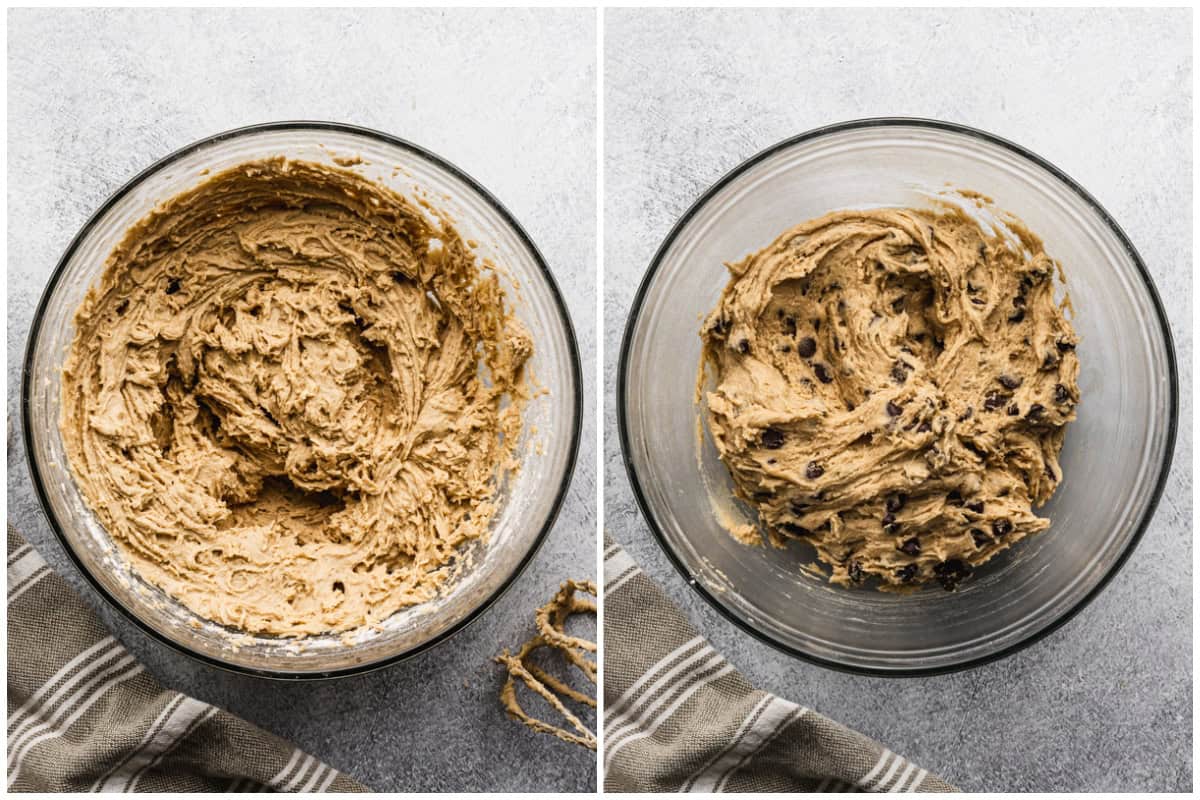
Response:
[619,118,1177,675]
[23,122,581,678]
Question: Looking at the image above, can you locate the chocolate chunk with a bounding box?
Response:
[898,537,921,556]
[805,462,825,480]
[797,336,817,358]
[971,528,989,547]
[813,363,833,383]
[933,558,973,591]
[761,427,785,449]
[885,493,906,513]
[992,518,1013,537]
[997,374,1023,390]
[1054,383,1071,404]
[165,277,182,295]
[1026,403,1045,420]
[1007,403,1020,416]
[737,338,750,354]
[1008,309,1025,324]
[895,564,918,582]
[848,560,865,583]
[966,500,984,514]
[783,316,797,336]
[886,400,903,417]
[947,489,964,506]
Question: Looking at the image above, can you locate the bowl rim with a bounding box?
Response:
[616,116,1179,677]
[21,119,584,681]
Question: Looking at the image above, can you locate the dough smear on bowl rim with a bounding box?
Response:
[60,157,532,636]
[699,199,1080,591]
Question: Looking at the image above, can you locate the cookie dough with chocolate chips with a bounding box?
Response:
[61,158,532,635]
[700,203,1080,590]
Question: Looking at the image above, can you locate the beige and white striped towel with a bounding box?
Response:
[603,537,956,793]
[7,526,368,792]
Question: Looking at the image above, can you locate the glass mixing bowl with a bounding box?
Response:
[23,122,581,678]
[619,118,1177,675]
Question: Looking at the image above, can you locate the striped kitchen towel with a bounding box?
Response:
[603,537,956,793]
[7,526,368,792]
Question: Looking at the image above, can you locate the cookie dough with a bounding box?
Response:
[61,158,532,634]
[700,203,1080,590]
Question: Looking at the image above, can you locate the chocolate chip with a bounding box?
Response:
[805,462,825,480]
[891,361,909,384]
[848,560,865,583]
[933,558,972,591]
[165,277,182,295]
[1026,403,1045,419]
[971,529,989,547]
[966,281,979,293]
[737,339,750,354]
[1008,309,1025,324]
[1055,337,1076,352]
[983,392,1009,411]
[813,363,833,383]
[947,490,964,506]
[761,427,785,449]
[992,518,1013,537]
[114,299,129,315]
[797,336,817,358]
[957,406,974,422]
[812,318,821,332]
[1007,403,1020,416]
[881,512,896,526]
[885,494,906,513]
[970,297,986,306]
[886,400,903,417]
[898,537,921,556]
[966,500,984,514]
[998,374,1023,390]
[884,522,901,536]
[1054,384,1071,404]
[895,564,918,582]
[1013,294,1026,307]
[917,420,932,433]
[711,317,731,336]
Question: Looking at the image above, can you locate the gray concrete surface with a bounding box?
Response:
[603,8,1192,793]
[8,8,596,792]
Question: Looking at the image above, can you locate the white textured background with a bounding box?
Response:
[8,7,596,792]
[604,7,1192,792]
